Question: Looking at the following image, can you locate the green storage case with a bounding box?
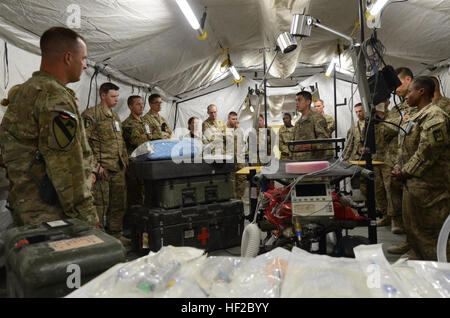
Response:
[4,219,126,298]
[147,174,232,209]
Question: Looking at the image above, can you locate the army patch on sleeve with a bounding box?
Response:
[433,129,444,142]
[52,112,77,148]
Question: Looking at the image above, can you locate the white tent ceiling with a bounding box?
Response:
[0,0,449,99]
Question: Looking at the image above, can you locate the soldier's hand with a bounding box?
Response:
[92,173,96,185]
[97,164,107,180]
[359,147,366,155]
[392,168,406,182]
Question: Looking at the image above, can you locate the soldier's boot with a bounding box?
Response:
[391,217,405,235]
[376,215,391,227]
[387,242,410,255]
[400,248,420,260]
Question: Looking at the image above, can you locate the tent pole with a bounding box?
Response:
[262,48,269,154]
[263,49,268,128]
[173,101,179,130]
[333,67,337,140]
[359,0,365,42]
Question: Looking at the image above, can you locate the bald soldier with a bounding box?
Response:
[0,27,99,227]
[278,113,294,160]
[202,104,226,155]
[292,91,329,160]
[82,82,129,244]
[431,76,450,114]
[122,95,152,208]
[392,76,450,261]
[143,93,172,140]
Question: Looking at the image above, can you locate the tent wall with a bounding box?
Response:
[0,38,175,125]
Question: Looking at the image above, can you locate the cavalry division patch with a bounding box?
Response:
[53,113,77,148]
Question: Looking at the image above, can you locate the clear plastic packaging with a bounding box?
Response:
[79,246,205,298]
[354,244,407,298]
[200,248,290,298]
[282,247,372,297]
[407,260,450,298]
[391,259,443,298]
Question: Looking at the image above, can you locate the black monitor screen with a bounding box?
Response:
[295,184,327,197]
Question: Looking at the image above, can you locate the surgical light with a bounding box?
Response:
[368,0,389,17]
[176,0,205,37]
[290,14,313,37]
[276,32,298,54]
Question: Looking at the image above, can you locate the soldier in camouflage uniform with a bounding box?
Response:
[292,91,330,161]
[122,95,152,208]
[279,113,294,160]
[372,101,392,227]
[343,103,367,199]
[142,94,172,140]
[225,111,246,200]
[0,27,98,227]
[82,82,129,244]
[314,99,335,136]
[202,104,226,155]
[382,68,414,245]
[343,103,366,161]
[431,76,450,114]
[392,76,449,261]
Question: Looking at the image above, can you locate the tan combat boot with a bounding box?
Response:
[376,215,391,227]
[391,217,405,235]
[387,242,410,254]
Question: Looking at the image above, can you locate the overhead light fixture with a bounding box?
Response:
[325,55,339,77]
[276,32,298,54]
[368,0,389,17]
[176,0,207,39]
[229,65,243,83]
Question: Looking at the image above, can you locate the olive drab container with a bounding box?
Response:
[148,174,233,209]
[130,200,245,255]
[4,219,126,298]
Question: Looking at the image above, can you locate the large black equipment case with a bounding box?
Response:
[130,200,244,255]
[4,219,126,298]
